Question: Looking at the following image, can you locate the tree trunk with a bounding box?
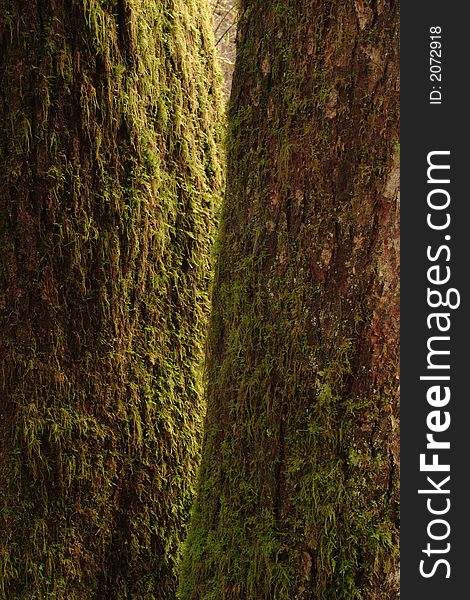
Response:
[179,1,399,598]
[0,1,222,598]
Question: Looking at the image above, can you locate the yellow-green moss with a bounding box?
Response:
[0,0,223,598]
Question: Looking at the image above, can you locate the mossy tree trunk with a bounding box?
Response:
[0,1,222,598]
[179,1,399,598]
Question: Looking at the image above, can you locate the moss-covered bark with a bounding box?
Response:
[179,1,399,598]
[0,1,222,598]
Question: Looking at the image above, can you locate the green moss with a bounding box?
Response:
[0,0,223,598]
[179,0,399,598]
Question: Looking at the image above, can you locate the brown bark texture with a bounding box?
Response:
[0,1,222,598]
[179,1,399,598]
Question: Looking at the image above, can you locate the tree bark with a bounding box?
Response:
[0,1,222,598]
[180,1,399,598]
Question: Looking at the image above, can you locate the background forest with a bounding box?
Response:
[0,1,399,599]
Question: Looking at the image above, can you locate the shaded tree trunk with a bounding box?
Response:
[0,1,222,598]
[179,1,399,598]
